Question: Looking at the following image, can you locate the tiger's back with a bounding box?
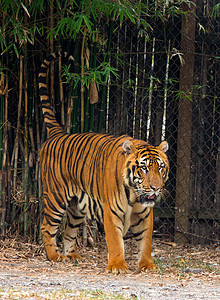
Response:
[40,132,130,217]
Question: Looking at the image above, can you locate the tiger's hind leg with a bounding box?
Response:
[63,196,86,260]
[41,194,68,262]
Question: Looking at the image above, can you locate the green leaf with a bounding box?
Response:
[83,15,92,33]
[13,44,19,57]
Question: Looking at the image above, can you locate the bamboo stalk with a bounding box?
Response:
[84,47,90,133]
[84,39,98,132]
[97,18,113,133]
[81,29,86,133]
[0,92,3,170]
[134,37,145,139]
[13,55,23,193]
[21,0,29,236]
[0,14,10,238]
[66,83,74,133]
[0,72,8,240]
[89,40,98,132]
[59,51,65,126]
[29,126,35,166]
[49,0,54,109]
[69,39,81,134]
[23,44,29,237]
[0,12,5,171]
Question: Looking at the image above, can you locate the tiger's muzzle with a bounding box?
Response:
[139,187,162,207]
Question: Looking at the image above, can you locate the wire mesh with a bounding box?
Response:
[0,0,219,245]
[101,3,219,244]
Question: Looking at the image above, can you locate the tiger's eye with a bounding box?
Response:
[141,167,148,173]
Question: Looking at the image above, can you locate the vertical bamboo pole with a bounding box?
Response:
[0,10,5,171]
[59,52,65,126]
[84,47,90,133]
[23,0,29,236]
[0,72,8,240]
[0,14,9,238]
[81,30,86,133]
[89,40,98,132]
[134,38,145,139]
[13,56,23,193]
[66,82,74,134]
[97,18,113,133]
[50,0,54,108]
[0,74,4,170]
[71,39,81,134]
[23,52,29,237]
[33,55,42,239]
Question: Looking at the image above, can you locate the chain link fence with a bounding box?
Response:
[0,0,219,245]
[97,1,219,244]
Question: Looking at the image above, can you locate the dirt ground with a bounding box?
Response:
[0,237,219,299]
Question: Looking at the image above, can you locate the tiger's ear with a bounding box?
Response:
[158,141,169,153]
[122,140,137,155]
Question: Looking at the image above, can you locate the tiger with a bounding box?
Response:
[39,51,169,274]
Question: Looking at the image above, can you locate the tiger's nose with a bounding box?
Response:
[151,185,160,191]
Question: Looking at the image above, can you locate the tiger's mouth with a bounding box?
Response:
[139,193,158,206]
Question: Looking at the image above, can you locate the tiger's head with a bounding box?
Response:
[122,140,169,207]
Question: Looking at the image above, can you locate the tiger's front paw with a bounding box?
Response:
[138,259,157,272]
[106,260,129,275]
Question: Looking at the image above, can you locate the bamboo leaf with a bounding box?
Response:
[75,14,84,33]
[1,44,13,55]
[83,15,92,33]
[13,44,19,57]
[20,2,31,18]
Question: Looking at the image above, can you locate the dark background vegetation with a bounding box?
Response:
[0,0,219,245]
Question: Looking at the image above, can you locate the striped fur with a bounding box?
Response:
[39,51,169,274]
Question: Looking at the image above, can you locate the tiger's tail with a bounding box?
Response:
[38,51,74,137]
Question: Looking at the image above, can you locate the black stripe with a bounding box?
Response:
[79,191,85,203]
[109,205,123,224]
[67,208,85,219]
[67,222,82,229]
[124,185,133,207]
[46,54,56,62]
[115,193,125,214]
[39,86,48,95]
[45,213,62,225]
[132,229,147,239]
[39,66,47,73]
[137,206,151,215]
[39,76,47,84]
[41,99,50,105]
[43,230,57,238]
[131,217,144,228]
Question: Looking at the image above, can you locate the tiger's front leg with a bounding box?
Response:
[131,207,156,272]
[104,205,128,274]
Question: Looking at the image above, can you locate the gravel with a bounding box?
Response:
[0,261,219,299]
[0,239,219,299]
